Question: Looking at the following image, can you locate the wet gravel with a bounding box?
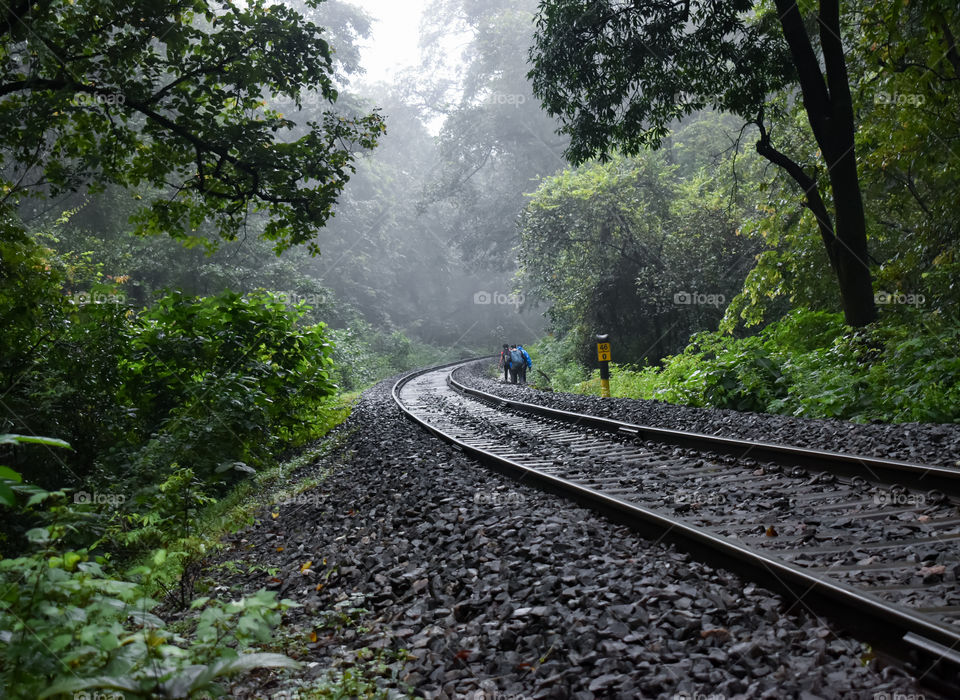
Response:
[454,361,960,469]
[408,368,960,619]
[216,374,926,699]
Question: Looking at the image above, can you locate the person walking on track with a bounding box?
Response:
[517,344,532,385]
[498,344,511,382]
[508,344,524,384]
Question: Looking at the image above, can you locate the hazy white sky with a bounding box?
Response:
[349,0,432,84]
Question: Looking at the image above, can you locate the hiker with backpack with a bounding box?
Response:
[508,345,525,384]
[517,344,532,384]
[498,344,511,382]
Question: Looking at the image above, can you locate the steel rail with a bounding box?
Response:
[393,360,960,693]
[447,367,960,498]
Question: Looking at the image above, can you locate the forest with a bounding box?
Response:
[0,0,957,696]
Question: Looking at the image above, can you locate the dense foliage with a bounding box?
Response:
[518,143,759,367]
[1,233,335,491]
[0,0,384,253]
[519,0,959,424]
[571,309,959,424]
[0,435,306,699]
[529,0,880,327]
[0,4,399,693]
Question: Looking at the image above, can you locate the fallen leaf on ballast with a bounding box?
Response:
[700,628,731,641]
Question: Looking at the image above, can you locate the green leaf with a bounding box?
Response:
[0,466,23,482]
[0,434,72,449]
[26,490,55,507]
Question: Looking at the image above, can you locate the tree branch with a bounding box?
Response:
[818,0,854,134]
[941,21,960,78]
[773,0,831,134]
[754,117,838,268]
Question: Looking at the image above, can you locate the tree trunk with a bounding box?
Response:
[772,0,877,326]
[825,151,877,327]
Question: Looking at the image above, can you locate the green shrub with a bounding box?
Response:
[1,542,298,700]
[116,289,336,485]
[525,334,591,391]
[0,437,300,699]
[568,309,959,423]
[2,234,338,493]
[1,228,344,563]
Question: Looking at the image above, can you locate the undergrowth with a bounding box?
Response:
[0,393,364,699]
[553,309,959,423]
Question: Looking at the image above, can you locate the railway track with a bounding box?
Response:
[394,359,960,694]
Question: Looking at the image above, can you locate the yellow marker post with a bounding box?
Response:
[596,334,611,398]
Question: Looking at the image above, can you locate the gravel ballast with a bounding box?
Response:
[217,372,927,699]
[454,361,960,469]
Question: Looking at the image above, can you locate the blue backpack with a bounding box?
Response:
[509,348,523,366]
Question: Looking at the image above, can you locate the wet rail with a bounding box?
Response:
[393,359,960,694]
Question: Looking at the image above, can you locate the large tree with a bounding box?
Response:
[529,0,879,326]
[0,0,384,253]
[417,0,569,268]
[518,148,759,365]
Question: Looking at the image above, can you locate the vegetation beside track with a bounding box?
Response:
[0,388,358,698]
[529,309,960,424]
[0,238,449,696]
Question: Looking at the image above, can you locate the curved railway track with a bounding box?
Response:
[393,359,960,694]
